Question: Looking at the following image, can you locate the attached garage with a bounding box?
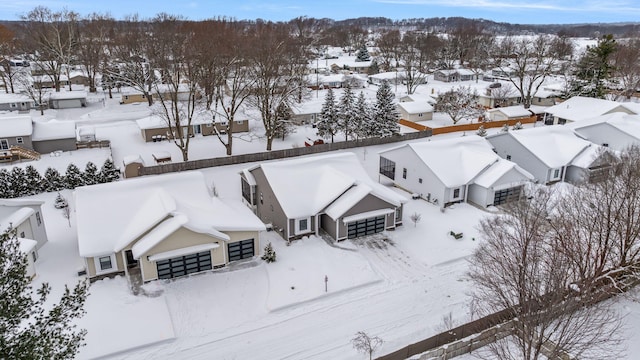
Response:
[156,251,212,280]
[347,216,386,239]
[227,239,255,261]
[493,186,522,206]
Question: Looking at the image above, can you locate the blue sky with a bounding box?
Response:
[1,0,639,24]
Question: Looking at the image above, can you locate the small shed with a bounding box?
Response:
[122,155,145,178]
[31,120,77,154]
[152,151,172,164]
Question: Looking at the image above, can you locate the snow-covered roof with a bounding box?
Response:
[75,171,265,257]
[494,125,593,168]
[544,96,637,122]
[381,135,500,188]
[247,152,407,219]
[568,112,640,139]
[369,71,401,80]
[0,93,34,104]
[18,238,37,253]
[0,207,34,232]
[398,101,433,114]
[487,105,531,118]
[136,115,212,130]
[473,158,534,188]
[570,144,603,168]
[0,114,32,137]
[49,91,87,100]
[123,154,145,166]
[31,120,76,141]
[307,74,345,85]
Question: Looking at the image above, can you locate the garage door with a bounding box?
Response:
[227,239,255,262]
[493,186,522,206]
[347,216,386,239]
[156,251,212,279]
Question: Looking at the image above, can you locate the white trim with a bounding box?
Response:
[94,254,117,275]
[148,243,219,262]
[342,208,395,224]
[294,217,312,235]
[550,167,562,181]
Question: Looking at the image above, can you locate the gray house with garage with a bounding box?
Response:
[75,171,265,283]
[240,152,407,242]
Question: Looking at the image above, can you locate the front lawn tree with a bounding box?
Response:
[435,86,482,124]
[372,80,399,137]
[351,331,383,360]
[0,228,89,359]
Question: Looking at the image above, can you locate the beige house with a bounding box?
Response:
[75,171,265,283]
[397,102,434,122]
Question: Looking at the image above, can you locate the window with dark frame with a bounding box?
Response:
[379,157,396,180]
[453,188,461,199]
[99,256,112,271]
[402,168,407,179]
[299,218,308,231]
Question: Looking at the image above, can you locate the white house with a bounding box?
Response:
[75,171,266,283]
[0,199,48,271]
[397,102,434,122]
[543,96,637,125]
[486,105,533,121]
[487,125,609,184]
[568,113,640,151]
[378,135,534,208]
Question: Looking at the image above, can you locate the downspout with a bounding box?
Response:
[315,214,320,236]
[561,166,567,182]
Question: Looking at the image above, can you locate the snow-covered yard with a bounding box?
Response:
[2,80,639,359]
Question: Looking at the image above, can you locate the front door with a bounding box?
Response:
[125,250,137,268]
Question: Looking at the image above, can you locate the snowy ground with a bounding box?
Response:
[3,76,639,359]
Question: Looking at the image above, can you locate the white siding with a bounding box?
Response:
[488,134,551,183]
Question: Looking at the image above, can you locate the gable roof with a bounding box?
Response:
[32,120,76,141]
[544,96,638,122]
[381,135,500,188]
[487,105,532,118]
[0,207,34,233]
[569,112,640,141]
[75,171,265,257]
[136,115,212,130]
[473,158,534,188]
[491,125,593,168]
[0,114,32,137]
[247,152,407,219]
[398,101,434,114]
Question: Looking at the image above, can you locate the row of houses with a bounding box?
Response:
[0,91,88,113]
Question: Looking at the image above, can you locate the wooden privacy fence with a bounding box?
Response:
[429,116,537,136]
[138,130,434,176]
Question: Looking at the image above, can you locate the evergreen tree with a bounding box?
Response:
[0,169,12,199]
[372,81,400,138]
[574,34,617,99]
[99,159,120,183]
[273,103,295,141]
[44,168,65,192]
[355,44,371,62]
[353,91,372,139]
[261,242,277,263]
[338,84,357,141]
[64,164,85,189]
[368,59,380,75]
[476,125,488,137]
[0,228,88,359]
[10,167,28,198]
[24,165,45,196]
[512,121,523,130]
[316,88,340,143]
[501,123,510,133]
[83,162,99,186]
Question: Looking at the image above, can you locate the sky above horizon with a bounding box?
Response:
[1,1,639,25]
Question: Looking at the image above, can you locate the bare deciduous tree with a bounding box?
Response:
[351,331,383,360]
[435,85,483,124]
[410,212,421,227]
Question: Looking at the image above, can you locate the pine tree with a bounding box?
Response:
[355,44,371,62]
[24,165,45,196]
[64,164,85,189]
[0,228,88,359]
[353,91,372,139]
[476,125,488,137]
[338,84,357,141]
[274,103,295,141]
[83,162,99,186]
[316,88,340,143]
[575,34,617,99]
[0,169,12,198]
[10,167,28,198]
[512,121,523,130]
[372,81,400,138]
[501,123,510,133]
[99,159,120,183]
[261,242,277,263]
[44,168,65,192]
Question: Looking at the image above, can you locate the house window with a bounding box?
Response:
[124,95,129,100]
[602,143,609,147]
[402,168,407,179]
[395,208,401,222]
[379,157,396,180]
[453,188,461,199]
[20,231,25,238]
[418,113,423,117]
[205,123,212,127]
[506,155,512,161]
[260,192,263,204]
[10,103,16,108]
[31,251,38,262]
[0,139,8,150]
[241,178,255,204]
[418,178,423,184]
[551,168,562,181]
[16,137,23,144]
[295,217,311,235]
[558,118,567,125]
[99,256,112,270]
[35,211,42,226]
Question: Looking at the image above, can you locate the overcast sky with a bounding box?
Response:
[1,0,639,24]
